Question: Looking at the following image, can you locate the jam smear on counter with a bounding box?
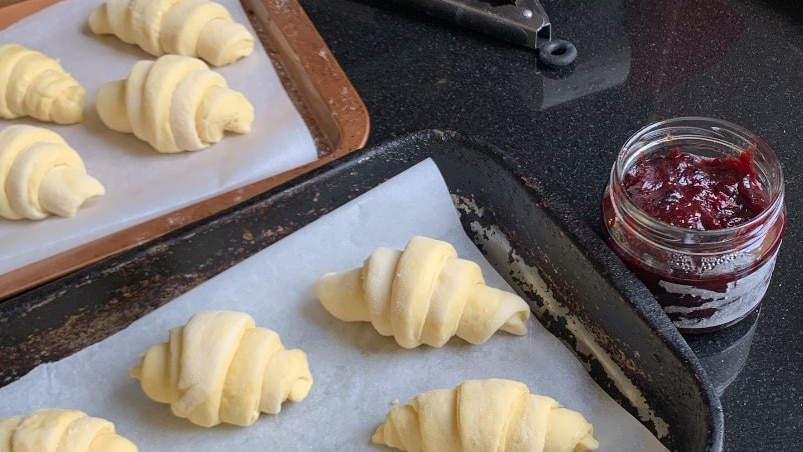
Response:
[623,146,769,230]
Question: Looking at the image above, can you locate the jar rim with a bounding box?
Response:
[612,116,785,238]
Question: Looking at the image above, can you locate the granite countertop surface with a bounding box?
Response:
[0,0,800,450]
[296,0,803,449]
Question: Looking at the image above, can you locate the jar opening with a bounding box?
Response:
[612,117,784,242]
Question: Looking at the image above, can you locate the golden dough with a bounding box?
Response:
[96,54,254,153]
[0,44,85,124]
[0,408,137,452]
[372,379,600,452]
[131,310,313,427]
[89,0,254,67]
[0,125,104,221]
[315,236,531,348]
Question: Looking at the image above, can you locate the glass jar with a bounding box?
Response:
[601,117,786,332]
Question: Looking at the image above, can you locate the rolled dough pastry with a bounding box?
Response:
[0,408,137,452]
[96,54,254,153]
[0,125,105,221]
[315,236,531,348]
[0,44,85,124]
[88,0,254,67]
[372,378,600,452]
[131,310,313,427]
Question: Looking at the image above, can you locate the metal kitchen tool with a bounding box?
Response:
[393,0,577,65]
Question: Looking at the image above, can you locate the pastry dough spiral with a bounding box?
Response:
[96,54,254,153]
[131,310,313,428]
[0,408,137,452]
[372,379,599,452]
[0,44,85,124]
[315,236,531,348]
[89,0,254,67]
[0,125,104,221]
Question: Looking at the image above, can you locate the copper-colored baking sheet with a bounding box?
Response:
[0,0,370,300]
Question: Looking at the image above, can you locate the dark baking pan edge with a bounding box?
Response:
[0,129,723,451]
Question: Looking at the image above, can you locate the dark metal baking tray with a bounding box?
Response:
[0,130,722,451]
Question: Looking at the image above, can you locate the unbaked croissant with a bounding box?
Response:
[373,379,599,452]
[96,54,254,153]
[0,125,104,221]
[88,0,254,67]
[0,408,137,452]
[315,236,531,349]
[0,44,85,124]
[131,310,313,428]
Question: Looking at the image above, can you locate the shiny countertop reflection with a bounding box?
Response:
[298,0,802,449]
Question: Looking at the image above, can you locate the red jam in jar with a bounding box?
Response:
[602,117,786,332]
[623,147,768,230]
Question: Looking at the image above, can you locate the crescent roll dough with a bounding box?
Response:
[131,310,313,428]
[0,125,104,221]
[0,408,137,452]
[96,54,254,153]
[315,236,531,348]
[372,379,600,452]
[0,44,85,124]
[89,0,254,67]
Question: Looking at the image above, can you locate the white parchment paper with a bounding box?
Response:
[0,159,667,451]
[0,0,318,274]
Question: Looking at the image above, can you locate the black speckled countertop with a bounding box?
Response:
[297,0,803,449]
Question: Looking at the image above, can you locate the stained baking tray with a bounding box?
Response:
[0,130,723,451]
[0,0,370,299]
